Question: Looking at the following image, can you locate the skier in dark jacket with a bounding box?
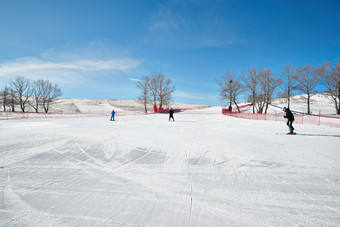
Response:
[169,108,175,121]
[283,107,294,133]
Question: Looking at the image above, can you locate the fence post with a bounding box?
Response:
[275,112,277,121]
[265,112,267,120]
[302,111,304,124]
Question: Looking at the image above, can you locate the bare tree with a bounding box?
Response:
[136,76,150,113]
[217,71,236,107]
[243,67,260,113]
[281,64,296,108]
[9,89,17,112]
[148,72,160,107]
[9,76,32,112]
[216,71,243,112]
[255,70,267,114]
[41,80,63,113]
[157,75,175,109]
[317,59,340,114]
[243,68,281,114]
[260,68,282,113]
[29,79,44,112]
[1,86,9,111]
[231,80,244,112]
[294,65,320,114]
[148,72,175,109]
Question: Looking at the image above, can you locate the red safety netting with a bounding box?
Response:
[222,109,340,128]
[156,106,212,113]
[0,109,147,120]
[0,106,212,120]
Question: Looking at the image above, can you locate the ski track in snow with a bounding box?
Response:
[0,107,340,226]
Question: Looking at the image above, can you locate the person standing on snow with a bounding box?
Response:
[110,109,115,121]
[169,108,175,121]
[283,107,294,133]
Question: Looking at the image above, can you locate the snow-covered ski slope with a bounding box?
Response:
[1,106,339,226]
[271,93,338,115]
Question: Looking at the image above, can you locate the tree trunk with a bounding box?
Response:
[35,97,39,112]
[287,89,290,109]
[159,99,163,109]
[337,85,340,114]
[307,93,310,114]
[20,96,25,112]
[153,96,157,107]
[252,92,256,114]
[335,98,340,115]
[265,102,269,114]
[233,100,240,113]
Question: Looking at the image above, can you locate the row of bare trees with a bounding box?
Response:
[136,72,175,113]
[217,67,281,114]
[1,76,62,113]
[217,59,340,114]
[316,61,340,114]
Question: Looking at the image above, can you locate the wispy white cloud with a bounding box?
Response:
[148,7,180,32]
[0,41,142,85]
[128,78,142,82]
[199,38,247,48]
[0,58,139,75]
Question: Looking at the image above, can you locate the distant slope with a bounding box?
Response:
[1,97,207,113]
[228,93,338,115]
[271,93,337,115]
[2,93,337,115]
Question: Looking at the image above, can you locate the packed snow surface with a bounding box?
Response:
[1,107,340,226]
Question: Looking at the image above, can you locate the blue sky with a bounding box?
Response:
[0,0,339,105]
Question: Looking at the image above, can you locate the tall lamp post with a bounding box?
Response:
[229,80,233,107]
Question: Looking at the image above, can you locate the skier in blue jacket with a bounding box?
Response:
[110,109,115,121]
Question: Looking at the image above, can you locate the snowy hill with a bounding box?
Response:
[51,98,208,113]
[0,96,207,114]
[229,93,338,116]
[270,93,338,115]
